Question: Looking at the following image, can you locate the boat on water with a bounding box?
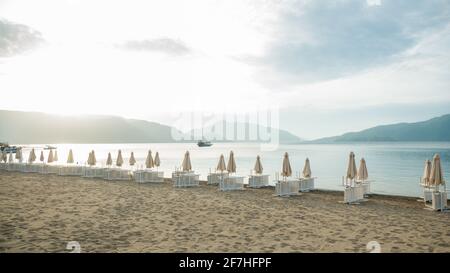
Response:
[0,143,56,153]
[0,142,18,153]
[44,145,57,150]
[197,127,213,147]
[197,140,213,147]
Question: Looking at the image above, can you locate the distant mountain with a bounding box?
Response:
[0,110,181,144]
[0,110,303,144]
[7,109,446,144]
[189,121,303,144]
[313,114,450,143]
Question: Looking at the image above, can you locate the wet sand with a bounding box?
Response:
[0,170,449,253]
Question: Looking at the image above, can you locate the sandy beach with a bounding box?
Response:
[0,170,449,253]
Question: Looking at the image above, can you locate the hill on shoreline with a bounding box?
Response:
[0,110,179,144]
[312,114,450,143]
[0,110,303,144]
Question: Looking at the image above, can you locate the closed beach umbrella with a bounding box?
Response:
[88,150,96,166]
[346,152,357,180]
[357,158,368,182]
[91,150,97,165]
[154,152,160,167]
[28,148,36,163]
[53,150,58,162]
[281,152,292,178]
[39,151,44,162]
[302,158,311,178]
[47,150,54,163]
[8,152,13,163]
[254,155,263,175]
[87,152,92,165]
[422,159,432,186]
[67,149,74,164]
[129,152,136,166]
[430,154,445,187]
[145,150,154,168]
[217,154,226,172]
[181,151,192,172]
[116,150,123,167]
[227,151,236,173]
[106,152,112,166]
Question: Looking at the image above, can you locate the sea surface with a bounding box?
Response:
[17,142,450,198]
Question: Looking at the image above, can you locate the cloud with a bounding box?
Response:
[252,17,450,125]
[241,0,450,84]
[0,19,44,57]
[117,38,191,56]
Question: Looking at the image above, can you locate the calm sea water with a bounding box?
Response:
[18,142,450,198]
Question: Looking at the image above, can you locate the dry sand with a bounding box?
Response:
[0,170,449,253]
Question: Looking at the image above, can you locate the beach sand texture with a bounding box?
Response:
[0,170,449,253]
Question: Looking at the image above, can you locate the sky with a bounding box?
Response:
[0,0,449,139]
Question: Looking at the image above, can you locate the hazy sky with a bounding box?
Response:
[1,0,449,139]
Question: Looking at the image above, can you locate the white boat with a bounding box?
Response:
[197,140,213,147]
[0,142,18,153]
[197,127,213,147]
[44,145,57,150]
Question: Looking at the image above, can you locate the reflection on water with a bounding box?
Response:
[18,142,450,198]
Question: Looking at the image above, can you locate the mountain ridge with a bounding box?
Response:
[311,114,450,143]
[0,110,303,144]
[0,110,178,144]
[2,109,449,144]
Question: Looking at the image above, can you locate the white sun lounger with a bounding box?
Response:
[4,162,13,171]
[58,165,84,176]
[248,174,270,188]
[424,191,448,211]
[24,163,44,173]
[37,164,49,174]
[220,176,245,191]
[134,169,164,183]
[41,164,60,174]
[207,172,229,185]
[275,180,300,197]
[298,177,315,192]
[5,163,25,172]
[419,182,433,203]
[355,179,372,196]
[83,167,108,179]
[17,163,28,172]
[21,163,32,173]
[104,168,132,181]
[172,170,193,179]
[172,171,200,187]
[3,162,10,171]
[343,184,366,204]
